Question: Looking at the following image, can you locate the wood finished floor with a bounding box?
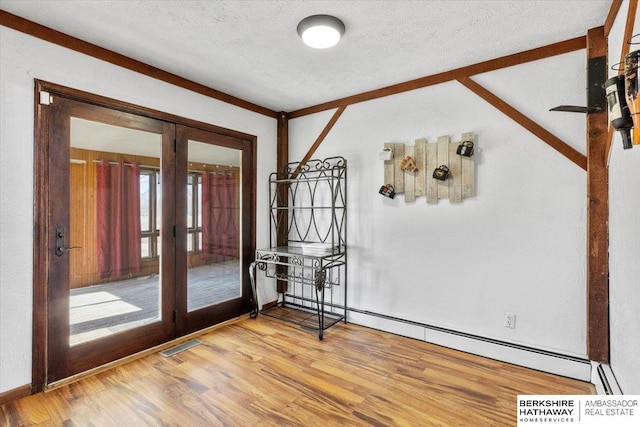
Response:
[1,316,594,426]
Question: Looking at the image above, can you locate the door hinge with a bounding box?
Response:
[172,310,177,322]
[174,139,177,152]
[173,225,176,237]
[39,91,53,105]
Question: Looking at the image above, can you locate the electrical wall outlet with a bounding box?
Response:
[504,312,516,329]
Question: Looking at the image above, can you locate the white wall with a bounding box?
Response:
[4,15,636,396]
[290,50,589,358]
[0,27,277,393]
[607,6,640,394]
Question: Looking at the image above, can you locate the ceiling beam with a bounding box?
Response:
[291,106,347,179]
[620,0,638,53]
[457,77,588,170]
[289,36,586,119]
[604,0,624,37]
[0,9,278,119]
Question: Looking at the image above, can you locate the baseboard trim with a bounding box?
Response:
[0,384,31,406]
[347,308,592,382]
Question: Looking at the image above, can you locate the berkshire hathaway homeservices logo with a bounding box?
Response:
[517,395,639,426]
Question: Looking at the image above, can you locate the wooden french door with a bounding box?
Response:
[36,82,255,386]
[174,125,255,335]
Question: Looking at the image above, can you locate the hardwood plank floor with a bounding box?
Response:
[1,316,594,426]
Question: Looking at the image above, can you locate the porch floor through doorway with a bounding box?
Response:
[69,260,240,345]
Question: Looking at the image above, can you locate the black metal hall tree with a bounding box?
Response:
[249,157,347,340]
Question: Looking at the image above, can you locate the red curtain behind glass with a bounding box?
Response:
[201,172,238,262]
[96,161,142,280]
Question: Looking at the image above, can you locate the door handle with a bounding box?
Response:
[55,226,82,257]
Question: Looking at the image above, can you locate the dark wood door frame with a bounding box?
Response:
[33,80,257,392]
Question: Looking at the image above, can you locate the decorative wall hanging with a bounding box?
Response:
[381,132,476,204]
[379,148,393,161]
[400,156,418,173]
[379,184,396,198]
[456,140,474,157]
[432,165,450,181]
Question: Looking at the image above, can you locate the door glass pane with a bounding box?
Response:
[187,140,242,312]
[141,236,152,259]
[140,172,151,231]
[69,117,163,346]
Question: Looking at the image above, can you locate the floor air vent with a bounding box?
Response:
[160,339,202,357]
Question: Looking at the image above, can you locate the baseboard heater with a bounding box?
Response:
[350,304,591,382]
[598,364,614,394]
[270,297,592,382]
[351,306,585,361]
[594,363,623,395]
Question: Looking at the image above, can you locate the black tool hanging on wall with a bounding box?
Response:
[605,74,634,149]
[625,49,639,147]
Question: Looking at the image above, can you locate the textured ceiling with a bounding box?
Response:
[0,0,611,113]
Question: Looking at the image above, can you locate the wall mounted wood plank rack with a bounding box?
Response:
[249,157,347,340]
[382,132,476,203]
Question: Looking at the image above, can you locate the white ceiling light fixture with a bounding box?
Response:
[297,14,345,49]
